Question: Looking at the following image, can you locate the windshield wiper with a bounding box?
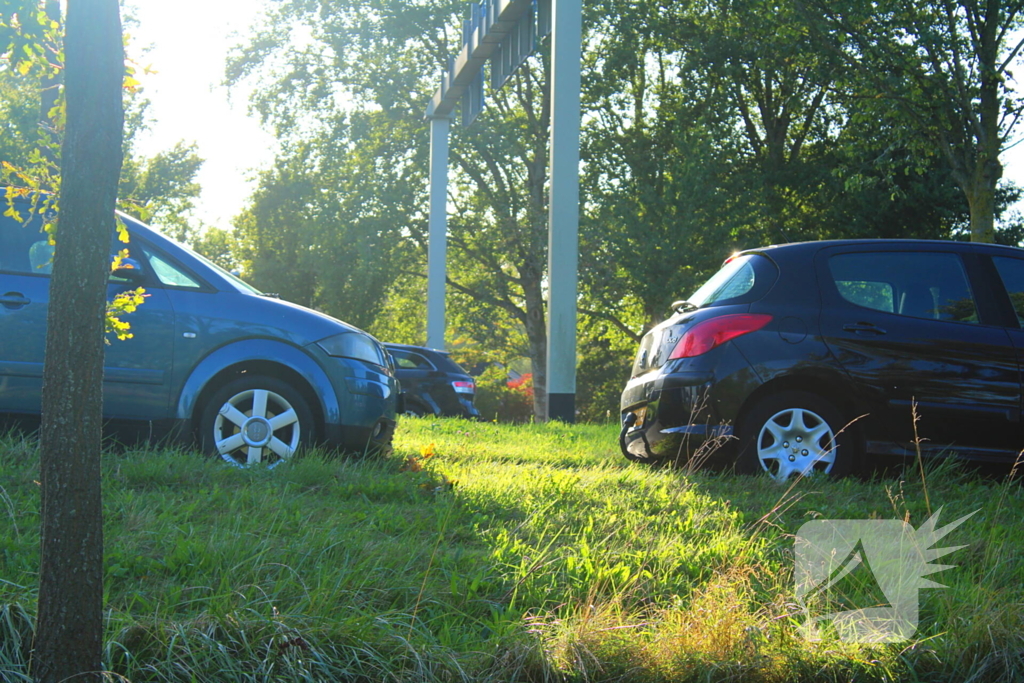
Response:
[670,300,697,313]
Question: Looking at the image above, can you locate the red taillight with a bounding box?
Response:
[452,380,475,394]
[668,314,773,359]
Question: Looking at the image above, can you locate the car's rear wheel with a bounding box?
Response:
[737,391,855,481]
[200,375,315,468]
[400,395,432,418]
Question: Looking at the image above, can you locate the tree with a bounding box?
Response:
[573,0,986,416]
[578,0,741,331]
[227,0,1000,421]
[229,0,564,419]
[192,224,238,270]
[2,13,205,243]
[802,0,1024,242]
[119,138,204,243]
[443,65,554,419]
[33,1,124,681]
[230,114,423,330]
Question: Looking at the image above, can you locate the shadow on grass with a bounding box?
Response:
[0,419,1022,682]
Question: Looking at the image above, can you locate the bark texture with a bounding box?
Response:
[33,2,124,681]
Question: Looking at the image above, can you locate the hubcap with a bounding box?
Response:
[756,407,836,481]
[213,388,300,468]
[242,416,273,447]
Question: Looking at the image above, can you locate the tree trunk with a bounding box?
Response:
[966,58,1002,244]
[966,175,999,244]
[33,2,124,682]
[523,275,548,421]
[967,0,1003,244]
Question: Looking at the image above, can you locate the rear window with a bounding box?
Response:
[828,252,978,323]
[391,350,435,370]
[388,348,469,375]
[685,254,773,308]
[430,352,470,375]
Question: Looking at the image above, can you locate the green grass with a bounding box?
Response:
[0,419,1022,681]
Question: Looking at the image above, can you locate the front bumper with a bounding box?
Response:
[311,347,398,451]
[326,417,397,454]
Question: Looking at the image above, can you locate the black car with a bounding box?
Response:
[385,343,481,419]
[620,239,1024,480]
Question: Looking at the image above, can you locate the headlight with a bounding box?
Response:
[316,332,386,367]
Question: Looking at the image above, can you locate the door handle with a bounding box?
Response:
[842,322,886,335]
[0,292,31,309]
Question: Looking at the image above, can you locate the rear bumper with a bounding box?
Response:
[409,388,480,418]
[619,345,760,463]
[620,370,730,462]
[454,396,481,419]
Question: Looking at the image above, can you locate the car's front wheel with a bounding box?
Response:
[200,375,316,468]
[736,391,856,481]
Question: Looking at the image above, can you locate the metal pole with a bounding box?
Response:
[426,116,450,350]
[546,0,581,422]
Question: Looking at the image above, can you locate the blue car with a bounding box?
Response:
[0,197,398,466]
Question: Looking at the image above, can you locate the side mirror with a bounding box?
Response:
[110,257,145,283]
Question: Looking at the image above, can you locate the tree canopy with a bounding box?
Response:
[220,0,1021,419]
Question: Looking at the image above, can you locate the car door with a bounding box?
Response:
[102,239,177,420]
[0,210,51,413]
[0,209,176,420]
[816,247,1020,455]
[989,254,1024,454]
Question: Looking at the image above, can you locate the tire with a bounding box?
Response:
[199,375,316,468]
[736,391,856,481]
[367,419,395,457]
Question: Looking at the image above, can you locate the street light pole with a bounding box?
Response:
[545,0,581,422]
[426,115,450,350]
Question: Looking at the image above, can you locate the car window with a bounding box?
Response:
[140,245,203,289]
[828,252,978,323]
[687,255,758,308]
[992,256,1024,325]
[391,350,435,370]
[0,211,50,276]
[834,281,894,312]
[432,353,471,375]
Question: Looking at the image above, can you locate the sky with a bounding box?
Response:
[126,1,1024,233]
[127,0,276,230]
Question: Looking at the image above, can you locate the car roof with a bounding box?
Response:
[384,343,449,356]
[739,238,1024,259]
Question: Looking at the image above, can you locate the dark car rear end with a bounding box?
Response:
[385,344,481,419]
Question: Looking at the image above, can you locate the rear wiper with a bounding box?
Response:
[670,300,697,313]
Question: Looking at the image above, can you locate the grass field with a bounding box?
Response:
[0,418,1022,682]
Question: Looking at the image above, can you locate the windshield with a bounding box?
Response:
[686,255,757,308]
[187,246,264,295]
[117,210,264,295]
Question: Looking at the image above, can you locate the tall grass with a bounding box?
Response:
[0,420,1020,681]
